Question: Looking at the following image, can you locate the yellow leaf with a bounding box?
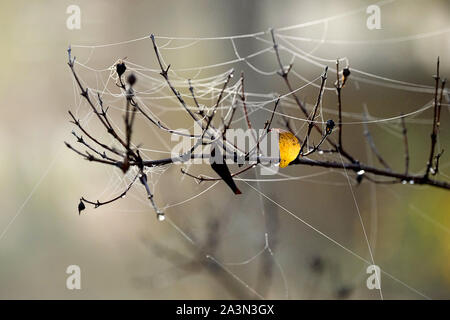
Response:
[278,130,300,168]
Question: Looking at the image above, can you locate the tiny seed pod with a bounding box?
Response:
[326,119,335,135]
[127,73,137,86]
[342,68,351,86]
[116,61,126,77]
[343,68,351,78]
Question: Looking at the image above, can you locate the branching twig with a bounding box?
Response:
[67,47,136,161]
[269,30,356,164]
[67,110,124,158]
[71,131,119,162]
[66,42,450,220]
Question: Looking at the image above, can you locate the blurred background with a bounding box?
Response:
[0,0,449,299]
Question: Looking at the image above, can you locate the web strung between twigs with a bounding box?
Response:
[66,1,449,299]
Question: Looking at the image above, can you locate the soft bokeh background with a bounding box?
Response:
[0,0,449,299]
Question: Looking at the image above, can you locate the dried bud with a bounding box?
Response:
[356,173,363,184]
[336,286,353,299]
[342,67,350,78]
[121,158,130,173]
[127,73,137,87]
[78,199,85,215]
[342,67,351,86]
[326,119,335,135]
[116,61,126,77]
[310,256,324,274]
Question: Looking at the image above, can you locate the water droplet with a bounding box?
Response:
[402,180,407,184]
[357,169,365,176]
[157,213,165,221]
[409,180,414,185]
[318,150,324,155]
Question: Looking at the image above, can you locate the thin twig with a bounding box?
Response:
[362,106,392,171]
[71,131,119,162]
[240,72,253,130]
[150,34,203,128]
[425,57,440,178]
[68,110,124,158]
[400,114,409,175]
[181,164,257,182]
[336,59,343,150]
[64,142,120,167]
[264,97,281,131]
[82,172,139,208]
[300,66,328,154]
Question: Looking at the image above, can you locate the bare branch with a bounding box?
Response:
[269,31,356,164]
[290,157,450,190]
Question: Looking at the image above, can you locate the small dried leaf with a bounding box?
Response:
[78,199,85,215]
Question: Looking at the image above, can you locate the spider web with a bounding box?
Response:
[67,0,450,299]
